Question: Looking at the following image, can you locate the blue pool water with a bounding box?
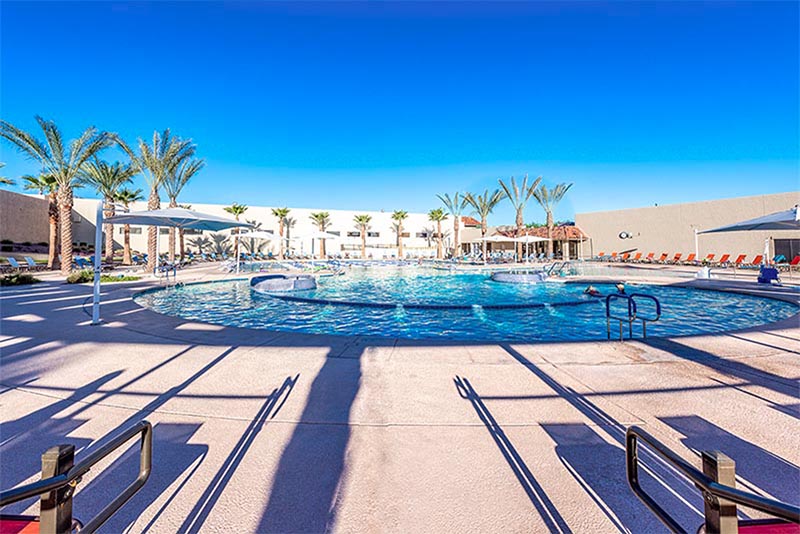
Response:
[134,268,797,341]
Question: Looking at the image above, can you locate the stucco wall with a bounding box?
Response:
[575,191,800,260]
[0,189,50,244]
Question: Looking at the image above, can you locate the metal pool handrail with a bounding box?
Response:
[626,425,800,533]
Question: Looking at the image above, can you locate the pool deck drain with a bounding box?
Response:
[1,266,798,533]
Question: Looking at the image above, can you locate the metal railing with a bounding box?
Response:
[626,425,800,533]
[0,420,153,534]
[605,293,661,340]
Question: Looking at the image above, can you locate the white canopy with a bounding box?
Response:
[480,234,518,243]
[511,235,550,243]
[302,230,339,240]
[235,230,274,240]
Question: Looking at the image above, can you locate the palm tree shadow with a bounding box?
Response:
[257,347,364,533]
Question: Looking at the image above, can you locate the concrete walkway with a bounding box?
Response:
[1,270,798,533]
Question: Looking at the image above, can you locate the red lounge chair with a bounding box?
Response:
[716,254,731,266]
[791,256,800,266]
[610,252,618,261]
[669,253,682,264]
[750,255,763,266]
[683,253,696,264]
[644,252,655,263]
[656,253,669,263]
[597,252,605,260]
[632,252,642,262]
[703,253,715,263]
[620,252,630,262]
[733,254,747,266]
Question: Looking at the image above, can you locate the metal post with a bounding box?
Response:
[702,451,738,534]
[40,445,75,534]
[694,228,699,259]
[92,201,103,325]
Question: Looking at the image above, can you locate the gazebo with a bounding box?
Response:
[497,224,590,260]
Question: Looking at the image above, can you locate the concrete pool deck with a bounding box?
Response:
[1,266,798,533]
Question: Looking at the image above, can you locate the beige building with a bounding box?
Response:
[575,191,800,261]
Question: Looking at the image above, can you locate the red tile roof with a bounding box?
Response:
[498,224,589,240]
[461,216,481,227]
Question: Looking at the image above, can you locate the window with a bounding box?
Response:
[328,230,341,236]
[159,228,170,235]
[401,232,410,238]
[347,231,360,237]
[416,232,428,238]
[119,227,142,234]
[367,232,380,238]
[183,229,203,235]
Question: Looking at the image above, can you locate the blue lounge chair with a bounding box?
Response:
[6,257,26,270]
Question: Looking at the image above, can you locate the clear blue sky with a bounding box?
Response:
[1,1,797,224]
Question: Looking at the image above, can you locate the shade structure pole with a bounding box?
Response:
[694,228,699,259]
[91,202,104,325]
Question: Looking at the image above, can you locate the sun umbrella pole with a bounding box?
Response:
[92,201,104,325]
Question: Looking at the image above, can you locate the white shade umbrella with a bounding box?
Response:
[480,234,517,242]
[303,230,339,240]
[699,206,800,233]
[511,235,550,243]
[235,230,275,240]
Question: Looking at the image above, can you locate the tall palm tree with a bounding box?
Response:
[498,174,542,260]
[465,189,505,261]
[0,117,114,275]
[22,173,59,268]
[272,207,291,259]
[162,158,204,261]
[79,159,137,263]
[224,203,248,261]
[118,129,196,271]
[309,211,331,258]
[437,192,469,258]
[115,187,144,264]
[533,182,573,257]
[353,214,372,258]
[391,210,408,258]
[0,163,14,185]
[428,208,448,259]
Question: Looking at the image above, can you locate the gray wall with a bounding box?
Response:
[575,191,800,260]
[0,189,49,243]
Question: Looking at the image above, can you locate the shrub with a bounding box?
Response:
[0,246,11,253]
[66,270,141,284]
[66,270,93,284]
[21,241,32,246]
[0,239,13,244]
[1,273,41,286]
[37,242,48,247]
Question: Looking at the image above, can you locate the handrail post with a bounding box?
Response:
[702,451,738,534]
[40,445,75,534]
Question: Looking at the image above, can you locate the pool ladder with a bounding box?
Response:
[606,293,661,341]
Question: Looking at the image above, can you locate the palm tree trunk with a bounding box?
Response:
[57,185,74,276]
[361,227,366,258]
[481,219,488,261]
[453,218,460,258]
[48,193,58,269]
[123,224,132,264]
[436,221,443,259]
[516,211,524,260]
[103,197,115,264]
[546,211,554,256]
[319,225,327,259]
[168,199,177,262]
[398,222,404,258]
[279,223,285,259]
[147,185,159,271]
[179,228,185,260]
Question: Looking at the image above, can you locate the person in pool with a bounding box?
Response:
[584,285,602,297]
[616,282,626,294]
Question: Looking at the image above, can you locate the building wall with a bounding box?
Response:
[575,191,800,260]
[66,198,443,258]
[0,190,50,243]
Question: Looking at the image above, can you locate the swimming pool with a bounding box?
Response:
[134,268,797,342]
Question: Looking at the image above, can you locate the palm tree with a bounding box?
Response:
[428,208,448,259]
[533,182,573,257]
[353,214,372,258]
[115,187,144,264]
[0,117,114,275]
[391,210,408,258]
[22,173,59,268]
[309,211,331,258]
[465,189,505,261]
[498,174,542,260]
[162,158,204,261]
[0,163,14,185]
[437,192,469,258]
[224,203,248,261]
[272,207,291,259]
[118,129,196,271]
[79,159,137,263]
